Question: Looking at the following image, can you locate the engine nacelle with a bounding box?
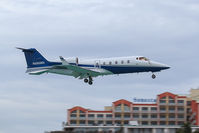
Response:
[65,57,79,65]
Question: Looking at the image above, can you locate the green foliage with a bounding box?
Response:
[176,123,192,133]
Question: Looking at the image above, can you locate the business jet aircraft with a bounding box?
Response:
[17,48,170,85]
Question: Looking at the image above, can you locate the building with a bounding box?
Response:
[189,89,199,125]
[67,92,195,126]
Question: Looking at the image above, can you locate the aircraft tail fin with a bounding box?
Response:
[17,47,50,68]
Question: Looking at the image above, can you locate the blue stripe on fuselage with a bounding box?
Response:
[70,63,165,74]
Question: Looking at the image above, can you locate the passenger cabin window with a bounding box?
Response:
[121,60,124,64]
[115,61,118,64]
[109,62,112,65]
[103,62,106,65]
[127,60,130,63]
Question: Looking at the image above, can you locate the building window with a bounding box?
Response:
[178,100,184,103]
[178,122,184,125]
[88,114,94,117]
[151,121,157,125]
[106,121,112,125]
[160,115,166,118]
[70,120,76,124]
[169,100,175,103]
[169,107,175,111]
[160,100,166,103]
[115,114,121,118]
[106,114,112,118]
[115,121,121,125]
[142,107,148,111]
[124,121,129,125]
[187,101,191,106]
[80,110,85,113]
[88,121,94,125]
[70,114,76,117]
[115,104,121,111]
[169,114,175,118]
[160,107,166,111]
[133,107,139,111]
[80,120,85,125]
[151,107,157,111]
[169,121,175,125]
[142,121,148,125]
[124,104,130,111]
[133,114,139,118]
[178,107,184,111]
[80,114,85,118]
[71,110,77,113]
[97,114,103,118]
[98,121,103,124]
[160,121,166,125]
[178,114,184,118]
[124,114,130,118]
[142,114,148,118]
[151,114,157,118]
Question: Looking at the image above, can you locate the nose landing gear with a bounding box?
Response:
[152,74,156,79]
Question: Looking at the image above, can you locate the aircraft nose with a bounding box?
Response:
[157,63,170,70]
[151,61,170,70]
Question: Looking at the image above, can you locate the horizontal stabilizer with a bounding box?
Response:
[27,69,48,75]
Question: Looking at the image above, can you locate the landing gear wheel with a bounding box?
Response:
[84,78,88,83]
[88,81,93,85]
[152,74,156,79]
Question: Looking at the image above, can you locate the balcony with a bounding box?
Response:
[150,118,158,121]
[160,110,167,113]
[124,109,131,113]
[150,110,158,113]
[168,103,176,106]
[159,117,166,121]
[132,110,140,113]
[168,110,176,113]
[70,117,77,120]
[87,117,95,120]
[177,110,185,113]
[115,117,122,120]
[177,118,185,121]
[141,117,150,121]
[177,103,185,106]
[168,118,176,121]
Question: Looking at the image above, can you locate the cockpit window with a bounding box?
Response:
[137,57,149,61]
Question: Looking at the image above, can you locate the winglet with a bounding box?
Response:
[59,56,69,65]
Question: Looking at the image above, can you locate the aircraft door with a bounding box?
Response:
[95,60,101,68]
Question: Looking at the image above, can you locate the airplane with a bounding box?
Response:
[17,48,170,85]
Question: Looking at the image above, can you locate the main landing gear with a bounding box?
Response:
[152,74,156,79]
[84,76,93,85]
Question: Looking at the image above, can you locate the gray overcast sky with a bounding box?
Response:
[0,0,199,133]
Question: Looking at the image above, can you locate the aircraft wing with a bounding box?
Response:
[55,56,101,78]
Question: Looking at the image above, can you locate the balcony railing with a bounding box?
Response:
[160,110,167,113]
[177,103,185,106]
[159,118,167,120]
[168,118,176,121]
[168,110,176,113]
